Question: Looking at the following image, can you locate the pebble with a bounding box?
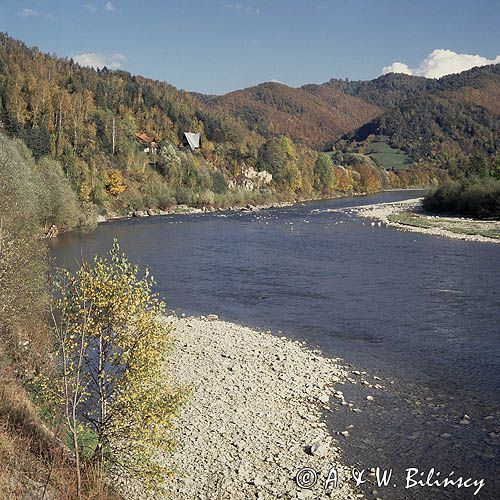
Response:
[298,491,314,499]
[318,394,330,404]
[460,414,471,425]
[310,438,330,457]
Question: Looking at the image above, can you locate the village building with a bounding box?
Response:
[180,132,201,152]
[135,132,158,154]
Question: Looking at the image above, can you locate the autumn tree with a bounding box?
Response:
[258,135,302,192]
[47,241,186,494]
[104,168,126,196]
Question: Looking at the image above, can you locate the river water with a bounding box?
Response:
[51,190,499,499]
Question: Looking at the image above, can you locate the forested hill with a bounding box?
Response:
[334,65,500,162]
[199,82,382,148]
[325,64,500,108]
[0,32,263,163]
[0,32,267,214]
[205,64,500,162]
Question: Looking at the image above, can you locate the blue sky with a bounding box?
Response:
[0,0,499,94]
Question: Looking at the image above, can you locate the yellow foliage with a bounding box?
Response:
[104,169,126,196]
[79,181,92,202]
[45,241,186,494]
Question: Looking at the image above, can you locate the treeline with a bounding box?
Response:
[423,154,500,219]
[0,33,445,222]
[327,65,500,110]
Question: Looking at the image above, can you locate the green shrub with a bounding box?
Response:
[37,158,81,231]
[424,177,500,219]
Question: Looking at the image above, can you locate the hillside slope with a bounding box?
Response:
[201,82,382,148]
[199,65,500,163]
[346,66,500,162]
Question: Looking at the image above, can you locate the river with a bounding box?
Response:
[51,190,499,499]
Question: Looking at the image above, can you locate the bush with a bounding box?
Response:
[46,241,186,495]
[424,177,500,219]
[37,157,81,231]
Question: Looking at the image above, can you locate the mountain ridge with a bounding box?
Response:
[201,63,500,160]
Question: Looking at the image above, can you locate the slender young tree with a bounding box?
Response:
[46,241,186,494]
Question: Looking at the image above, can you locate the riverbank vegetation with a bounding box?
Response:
[46,242,185,496]
[423,154,500,219]
[0,131,183,497]
[0,134,112,497]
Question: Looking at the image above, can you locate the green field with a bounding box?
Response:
[366,136,411,171]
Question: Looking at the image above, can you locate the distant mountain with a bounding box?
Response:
[343,65,500,162]
[202,65,500,162]
[309,72,435,109]
[199,82,381,149]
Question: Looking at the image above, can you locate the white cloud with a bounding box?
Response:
[381,61,413,76]
[381,49,500,79]
[112,52,126,62]
[105,1,115,12]
[225,3,261,15]
[73,52,126,70]
[19,8,38,17]
[19,8,55,20]
[84,3,97,12]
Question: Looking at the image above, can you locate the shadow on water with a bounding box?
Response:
[50,190,500,499]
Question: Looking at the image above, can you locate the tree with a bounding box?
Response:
[0,134,48,371]
[464,152,490,178]
[313,153,335,194]
[104,169,126,196]
[46,242,186,494]
[257,135,301,191]
[36,157,81,231]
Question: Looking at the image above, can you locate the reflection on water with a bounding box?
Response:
[51,190,500,499]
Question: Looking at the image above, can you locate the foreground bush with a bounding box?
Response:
[423,177,500,219]
[46,241,186,496]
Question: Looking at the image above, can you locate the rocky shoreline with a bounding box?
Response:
[97,201,296,223]
[352,198,500,243]
[157,316,361,500]
[97,190,378,224]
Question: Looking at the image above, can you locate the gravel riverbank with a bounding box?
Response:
[352,198,500,243]
[160,316,361,500]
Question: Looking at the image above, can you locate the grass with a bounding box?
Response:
[388,211,500,240]
[366,135,411,171]
[0,377,117,499]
